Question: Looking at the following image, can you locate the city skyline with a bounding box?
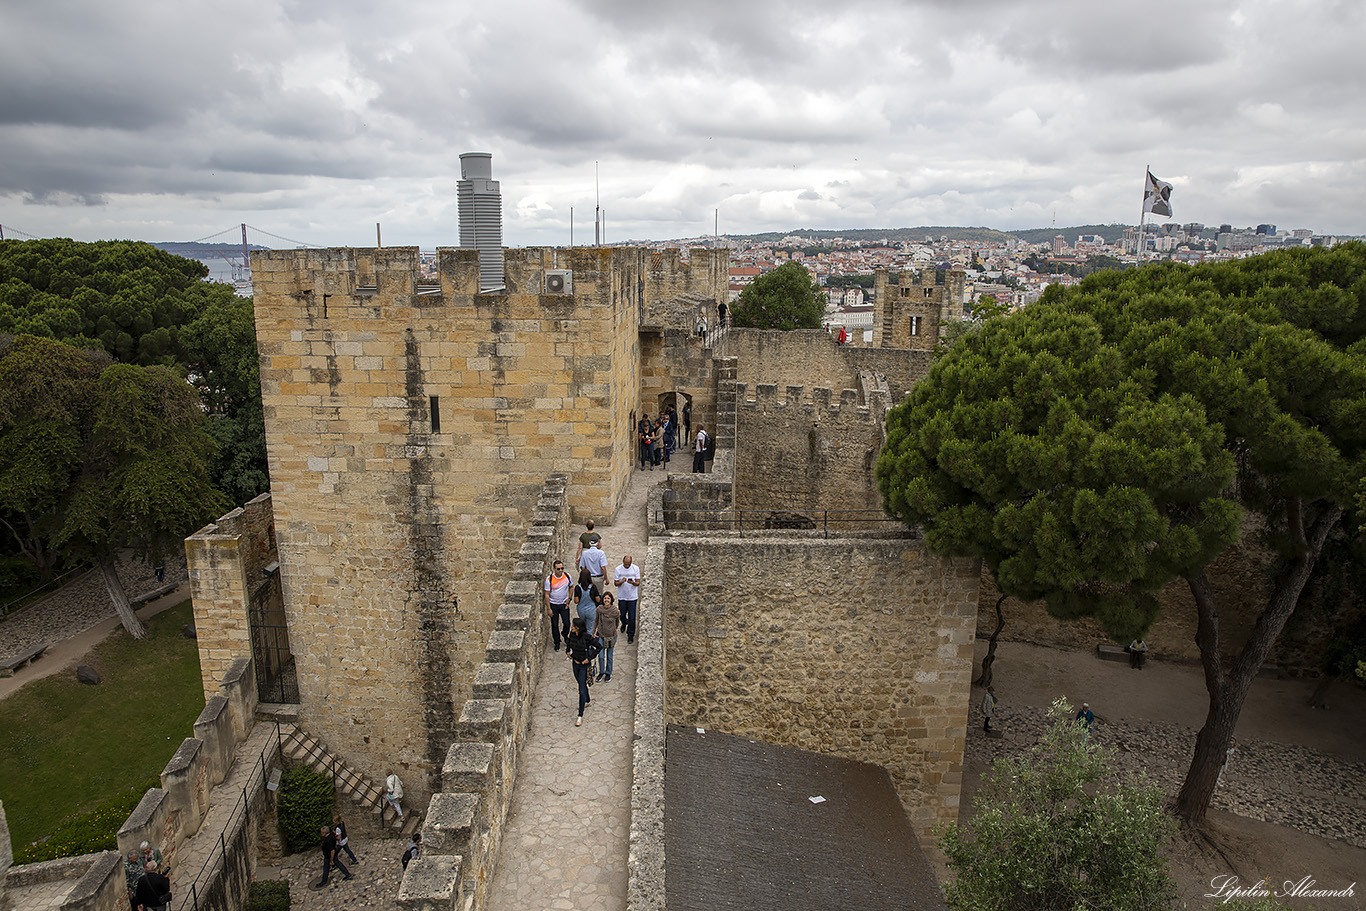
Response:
[2,0,1364,248]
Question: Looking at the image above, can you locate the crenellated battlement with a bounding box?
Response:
[736,382,891,419]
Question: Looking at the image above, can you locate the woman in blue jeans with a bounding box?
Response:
[565,618,600,725]
[595,591,620,682]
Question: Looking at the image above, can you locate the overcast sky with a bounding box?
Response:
[1,0,1363,249]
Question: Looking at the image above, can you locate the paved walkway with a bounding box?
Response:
[485,460,672,911]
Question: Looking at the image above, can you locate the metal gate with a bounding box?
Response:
[248,573,299,704]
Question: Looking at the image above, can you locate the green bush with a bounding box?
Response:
[276,767,334,854]
[246,879,291,911]
[939,698,1179,911]
[15,778,158,864]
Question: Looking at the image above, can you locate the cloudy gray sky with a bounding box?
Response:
[1,0,1363,248]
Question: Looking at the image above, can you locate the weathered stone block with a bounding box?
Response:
[472,663,515,700]
[421,793,479,856]
[441,742,495,794]
[397,854,464,911]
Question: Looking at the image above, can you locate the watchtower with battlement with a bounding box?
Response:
[248,243,726,799]
[873,266,966,350]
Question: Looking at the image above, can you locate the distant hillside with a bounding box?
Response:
[727,225,1137,245]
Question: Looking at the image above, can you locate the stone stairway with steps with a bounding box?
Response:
[279,723,422,838]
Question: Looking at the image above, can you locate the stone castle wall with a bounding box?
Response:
[185,493,277,699]
[249,243,726,801]
[733,383,890,517]
[661,537,980,844]
[725,329,933,404]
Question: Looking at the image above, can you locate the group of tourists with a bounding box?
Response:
[545,522,643,725]
[638,405,681,470]
[123,842,170,911]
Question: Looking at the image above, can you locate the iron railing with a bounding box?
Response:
[659,507,905,538]
[0,564,92,619]
[179,723,285,911]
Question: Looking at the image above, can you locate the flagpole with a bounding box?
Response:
[1136,166,1149,264]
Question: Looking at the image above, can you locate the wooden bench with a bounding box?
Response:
[0,642,50,677]
[1096,644,1131,663]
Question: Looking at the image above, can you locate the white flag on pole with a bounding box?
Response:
[1143,170,1173,217]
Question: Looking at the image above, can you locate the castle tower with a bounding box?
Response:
[873,266,966,350]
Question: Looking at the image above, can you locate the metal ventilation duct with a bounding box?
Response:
[457,152,505,292]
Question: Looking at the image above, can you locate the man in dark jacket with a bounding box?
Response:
[134,862,172,911]
[317,824,353,886]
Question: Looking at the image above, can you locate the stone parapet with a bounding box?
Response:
[400,474,571,911]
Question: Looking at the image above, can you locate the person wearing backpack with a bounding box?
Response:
[401,833,422,869]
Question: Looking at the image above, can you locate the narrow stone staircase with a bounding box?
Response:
[280,724,422,838]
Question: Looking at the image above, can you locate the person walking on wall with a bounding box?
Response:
[134,862,172,911]
[981,685,997,733]
[652,413,666,467]
[544,560,572,651]
[596,590,620,682]
[576,519,601,564]
[333,814,358,864]
[693,424,708,473]
[317,824,354,886]
[579,538,608,592]
[384,770,405,820]
[573,569,600,652]
[638,414,654,470]
[614,554,641,644]
[566,617,601,726]
[124,850,143,911]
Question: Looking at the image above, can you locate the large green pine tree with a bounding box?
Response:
[877,244,1366,826]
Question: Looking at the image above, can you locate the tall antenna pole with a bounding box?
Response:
[240,223,249,268]
[714,209,718,248]
[1136,166,1149,263]
[570,206,574,248]
[376,223,382,248]
[594,161,601,247]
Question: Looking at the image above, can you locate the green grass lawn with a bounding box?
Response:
[0,600,205,852]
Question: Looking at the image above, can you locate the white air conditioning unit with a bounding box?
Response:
[544,270,573,294]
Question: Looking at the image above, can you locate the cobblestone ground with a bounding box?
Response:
[0,555,188,660]
[965,702,1366,848]
[276,834,408,910]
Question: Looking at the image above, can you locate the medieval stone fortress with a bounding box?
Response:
[19,151,973,911]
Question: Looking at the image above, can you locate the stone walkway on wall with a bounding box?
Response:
[484,461,669,911]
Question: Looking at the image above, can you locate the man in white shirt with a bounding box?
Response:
[613,555,642,644]
[692,425,707,473]
[579,540,608,592]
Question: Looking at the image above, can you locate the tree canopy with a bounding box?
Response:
[0,238,267,503]
[731,261,825,330]
[0,336,229,637]
[877,244,1366,825]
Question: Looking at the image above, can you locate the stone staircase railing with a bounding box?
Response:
[280,724,421,838]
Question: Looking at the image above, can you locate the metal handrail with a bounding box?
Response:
[181,722,282,911]
[0,563,93,619]
[660,507,905,538]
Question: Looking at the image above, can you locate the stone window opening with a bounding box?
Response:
[923,288,932,298]
[910,316,922,336]
[430,395,441,433]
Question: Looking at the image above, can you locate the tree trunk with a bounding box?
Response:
[975,594,1007,688]
[1173,500,1341,827]
[97,556,146,639]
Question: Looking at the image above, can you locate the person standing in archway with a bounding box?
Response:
[682,400,692,440]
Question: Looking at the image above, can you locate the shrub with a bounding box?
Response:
[276,767,334,854]
[939,698,1179,911]
[15,778,159,864]
[246,879,291,911]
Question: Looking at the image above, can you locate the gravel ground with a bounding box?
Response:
[0,555,188,661]
[966,702,1366,848]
